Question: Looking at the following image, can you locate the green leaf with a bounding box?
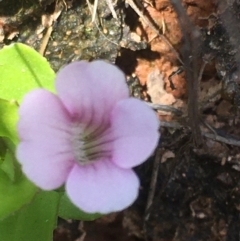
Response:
[0,137,37,219]
[0,43,55,102]
[0,138,7,165]
[0,191,59,241]
[0,137,21,182]
[58,193,102,221]
[0,149,15,182]
[0,168,37,220]
[0,98,19,144]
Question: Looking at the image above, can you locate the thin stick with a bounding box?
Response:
[39,26,53,56]
[198,61,207,85]
[160,119,240,147]
[105,0,118,19]
[92,0,99,22]
[202,132,240,147]
[125,0,183,64]
[160,120,182,129]
[147,103,183,116]
[170,0,202,146]
[39,1,63,55]
[144,148,162,221]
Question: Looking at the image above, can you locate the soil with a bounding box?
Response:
[2,0,240,240]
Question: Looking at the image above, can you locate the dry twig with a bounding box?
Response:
[125,0,183,64]
[159,118,240,147]
[144,148,162,221]
[170,0,203,146]
[202,132,240,147]
[39,26,53,55]
[147,103,183,116]
[90,0,118,22]
[39,1,63,55]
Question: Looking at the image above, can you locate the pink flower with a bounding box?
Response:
[16,60,160,214]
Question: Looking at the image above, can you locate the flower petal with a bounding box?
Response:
[66,160,139,214]
[17,142,74,190]
[18,89,72,145]
[110,98,160,168]
[16,89,74,189]
[55,61,129,126]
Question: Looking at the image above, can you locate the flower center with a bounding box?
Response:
[71,123,112,165]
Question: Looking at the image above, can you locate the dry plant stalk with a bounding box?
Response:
[170,0,203,146]
[125,0,183,64]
